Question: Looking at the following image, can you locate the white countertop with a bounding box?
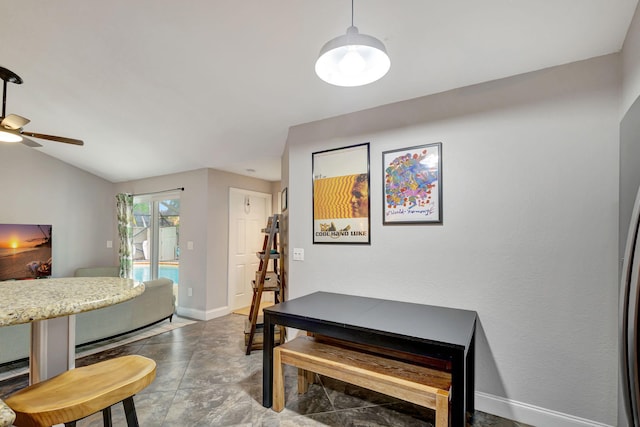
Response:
[0,277,144,327]
[0,400,14,427]
[0,276,144,418]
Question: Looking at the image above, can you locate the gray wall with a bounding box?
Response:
[284,54,620,425]
[116,169,209,316]
[620,97,640,263]
[618,89,640,427]
[621,0,640,271]
[205,168,275,317]
[623,2,640,116]
[620,5,640,426]
[116,168,277,319]
[0,142,278,322]
[0,143,116,276]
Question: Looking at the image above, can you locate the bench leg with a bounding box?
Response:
[297,368,308,393]
[122,396,139,427]
[102,406,113,427]
[273,347,285,412]
[435,389,449,427]
[299,369,316,391]
[298,368,315,390]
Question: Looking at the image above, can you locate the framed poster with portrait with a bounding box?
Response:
[312,143,370,244]
[382,142,442,224]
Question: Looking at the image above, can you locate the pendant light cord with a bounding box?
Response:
[351,0,354,27]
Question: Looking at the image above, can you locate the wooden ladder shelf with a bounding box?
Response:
[245,214,285,354]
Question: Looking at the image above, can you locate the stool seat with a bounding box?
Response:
[5,355,156,427]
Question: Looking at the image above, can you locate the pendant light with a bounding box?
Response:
[315,0,390,87]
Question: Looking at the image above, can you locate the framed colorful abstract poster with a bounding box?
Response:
[312,143,370,244]
[382,143,442,224]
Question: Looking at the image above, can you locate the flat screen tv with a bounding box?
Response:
[0,224,52,281]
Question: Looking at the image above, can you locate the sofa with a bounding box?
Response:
[0,267,175,365]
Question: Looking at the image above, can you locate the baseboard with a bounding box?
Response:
[476,391,614,427]
[204,306,231,320]
[175,306,204,320]
[176,305,230,321]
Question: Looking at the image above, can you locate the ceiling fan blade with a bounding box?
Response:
[19,137,43,148]
[22,131,84,146]
[1,114,30,130]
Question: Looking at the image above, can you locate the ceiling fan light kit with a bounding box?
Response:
[315,1,390,87]
[0,65,84,147]
[0,129,23,143]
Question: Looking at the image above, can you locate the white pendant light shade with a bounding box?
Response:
[315,26,390,87]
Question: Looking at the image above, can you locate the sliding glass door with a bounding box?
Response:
[132,193,180,302]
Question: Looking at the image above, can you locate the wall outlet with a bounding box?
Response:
[106,240,113,248]
[187,241,194,250]
[188,287,193,297]
[293,248,304,261]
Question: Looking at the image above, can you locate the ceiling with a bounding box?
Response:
[0,1,637,183]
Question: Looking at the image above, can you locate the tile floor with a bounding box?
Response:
[0,314,531,426]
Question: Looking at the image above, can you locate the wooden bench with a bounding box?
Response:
[5,355,156,427]
[272,335,452,427]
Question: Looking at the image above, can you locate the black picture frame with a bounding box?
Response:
[382,142,442,225]
[281,187,288,211]
[312,143,370,244]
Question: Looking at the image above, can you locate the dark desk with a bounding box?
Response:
[262,292,477,426]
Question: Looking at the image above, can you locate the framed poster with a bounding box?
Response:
[281,187,288,211]
[382,142,442,224]
[312,143,370,244]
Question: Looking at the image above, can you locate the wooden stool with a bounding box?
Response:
[5,355,156,427]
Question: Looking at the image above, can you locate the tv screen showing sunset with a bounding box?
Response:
[0,224,52,281]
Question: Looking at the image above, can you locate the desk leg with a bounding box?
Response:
[30,316,75,384]
[451,350,466,427]
[262,315,275,407]
[467,330,476,414]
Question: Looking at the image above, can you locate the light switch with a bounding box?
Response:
[106,240,113,248]
[187,241,194,250]
[293,248,304,261]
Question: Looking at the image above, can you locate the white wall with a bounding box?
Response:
[0,143,116,275]
[284,55,620,426]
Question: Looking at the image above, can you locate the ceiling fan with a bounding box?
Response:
[0,66,83,147]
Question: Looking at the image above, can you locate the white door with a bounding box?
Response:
[228,189,271,310]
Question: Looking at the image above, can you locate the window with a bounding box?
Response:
[132,194,180,302]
